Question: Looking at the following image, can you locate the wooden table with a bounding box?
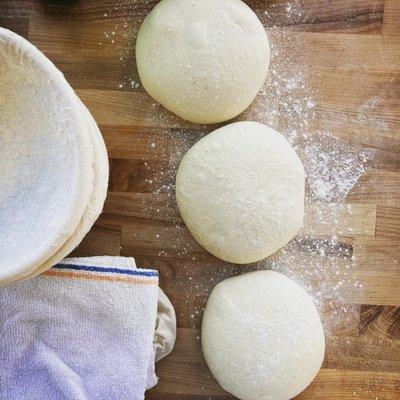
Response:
[1,1,399,398]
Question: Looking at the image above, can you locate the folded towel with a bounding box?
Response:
[0,256,176,400]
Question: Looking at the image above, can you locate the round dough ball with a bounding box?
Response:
[136,0,270,124]
[202,270,325,400]
[175,121,305,264]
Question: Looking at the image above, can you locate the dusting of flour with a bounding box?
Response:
[100,1,391,397]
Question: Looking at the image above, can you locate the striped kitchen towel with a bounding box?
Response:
[0,256,175,400]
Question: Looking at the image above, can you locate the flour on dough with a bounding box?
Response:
[202,270,325,400]
[136,0,270,124]
[176,121,305,264]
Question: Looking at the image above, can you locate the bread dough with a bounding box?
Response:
[136,0,270,124]
[0,28,94,283]
[202,270,325,400]
[24,99,109,280]
[176,121,305,264]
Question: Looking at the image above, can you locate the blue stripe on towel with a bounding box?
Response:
[53,264,158,278]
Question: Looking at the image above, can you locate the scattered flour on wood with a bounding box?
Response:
[100,2,394,397]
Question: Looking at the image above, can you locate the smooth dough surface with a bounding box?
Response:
[202,270,325,400]
[136,0,270,124]
[0,28,93,283]
[176,121,305,264]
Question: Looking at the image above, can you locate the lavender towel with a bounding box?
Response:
[0,256,167,400]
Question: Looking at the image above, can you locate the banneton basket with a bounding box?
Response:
[0,28,108,284]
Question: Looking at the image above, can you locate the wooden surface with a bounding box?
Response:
[1,1,399,398]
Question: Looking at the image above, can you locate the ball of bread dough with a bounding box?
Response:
[136,0,270,124]
[175,121,305,264]
[202,270,325,400]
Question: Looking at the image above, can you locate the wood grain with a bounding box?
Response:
[1,0,399,398]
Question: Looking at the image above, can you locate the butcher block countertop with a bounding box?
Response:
[1,1,399,399]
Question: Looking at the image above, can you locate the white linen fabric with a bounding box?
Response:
[0,27,94,283]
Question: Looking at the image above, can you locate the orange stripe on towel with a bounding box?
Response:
[43,270,158,285]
